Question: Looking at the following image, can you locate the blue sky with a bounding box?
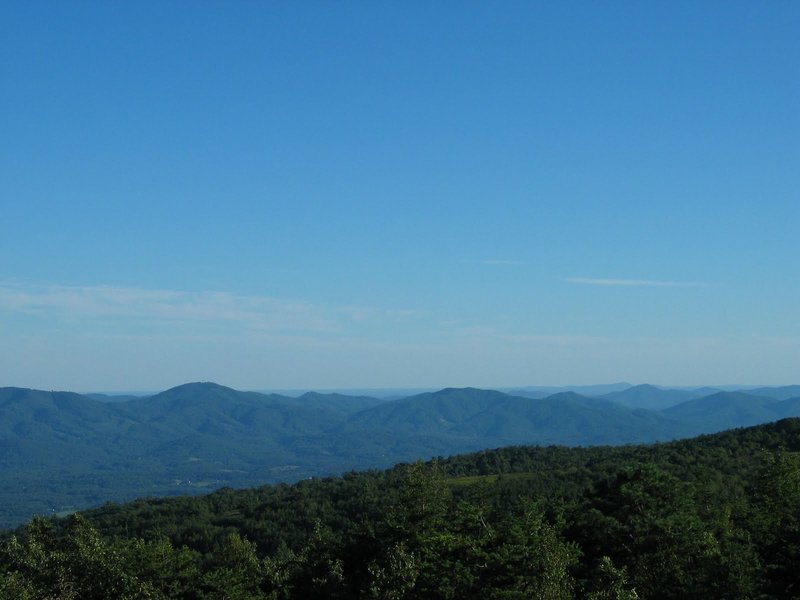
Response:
[1,2,798,391]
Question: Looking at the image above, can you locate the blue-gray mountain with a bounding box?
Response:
[597,383,718,410]
[1,381,798,529]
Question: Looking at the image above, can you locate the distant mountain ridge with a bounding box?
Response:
[662,391,800,435]
[1,381,799,529]
[744,384,800,400]
[507,382,633,399]
[341,387,688,445]
[598,384,719,410]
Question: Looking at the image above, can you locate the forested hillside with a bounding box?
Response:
[3,382,800,529]
[2,419,799,598]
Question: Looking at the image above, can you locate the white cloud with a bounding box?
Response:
[0,282,420,336]
[565,277,709,288]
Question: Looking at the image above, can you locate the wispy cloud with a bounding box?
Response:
[565,277,709,288]
[0,282,421,336]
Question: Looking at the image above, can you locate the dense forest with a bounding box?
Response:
[2,418,799,598]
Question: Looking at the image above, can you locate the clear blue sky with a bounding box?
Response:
[2,2,798,391]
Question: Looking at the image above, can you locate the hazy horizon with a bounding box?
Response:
[12,381,793,398]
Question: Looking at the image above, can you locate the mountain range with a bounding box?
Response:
[1,381,799,529]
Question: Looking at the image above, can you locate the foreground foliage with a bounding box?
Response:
[2,418,800,598]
